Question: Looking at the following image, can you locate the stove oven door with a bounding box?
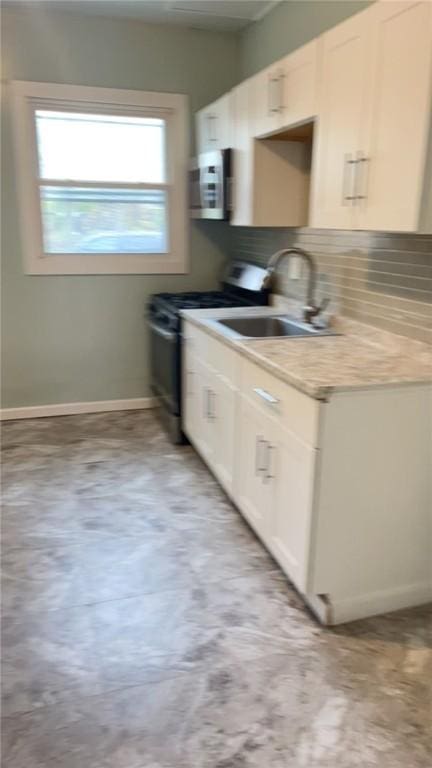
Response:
[149,319,181,418]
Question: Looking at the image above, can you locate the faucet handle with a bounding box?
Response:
[318,297,330,315]
[303,297,330,325]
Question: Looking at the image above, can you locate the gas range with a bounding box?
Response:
[148,261,270,442]
[149,290,252,332]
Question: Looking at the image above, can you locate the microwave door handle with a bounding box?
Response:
[199,166,206,212]
[216,165,223,210]
[204,164,218,212]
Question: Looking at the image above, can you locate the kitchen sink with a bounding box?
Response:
[215,315,338,339]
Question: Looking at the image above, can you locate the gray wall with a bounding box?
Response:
[1,8,237,408]
[240,0,372,77]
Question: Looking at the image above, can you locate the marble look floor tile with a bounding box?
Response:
[2,495,173,551]
[1,411,431,768]
[200,570,323,656]
[1,679,189,768]
[71,495,172,540]
[88,588,217,688]
[188,532,278,584]
[1,502,84,550]
[4,652,431,768]
[1,545,87,617]
[1,606,100,717]
[0,442,62,473]
[79,532,198,603]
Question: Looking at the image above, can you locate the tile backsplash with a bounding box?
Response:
[230,228,432,344]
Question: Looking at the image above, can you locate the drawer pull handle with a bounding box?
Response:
[255,435,266,476]
[263,444,275,483]
[253,387,279,405]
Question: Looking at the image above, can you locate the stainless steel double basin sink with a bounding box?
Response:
[214,315,337,339]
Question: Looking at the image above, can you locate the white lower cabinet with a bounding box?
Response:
[182,320,432,624]
[183,348,211,461]
[269,425,317,594]
[183,327,236,495]
[183,342,198,444]
[236,392,317,594]
[211,373,236,493]
[236,394,275,541]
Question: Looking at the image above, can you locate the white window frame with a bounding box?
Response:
[11,80,189,275]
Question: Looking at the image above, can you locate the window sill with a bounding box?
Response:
[24,252,189,275]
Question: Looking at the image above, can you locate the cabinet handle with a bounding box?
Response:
[203,387,210,420]
[209,390,216,421]
[342,153,357,205]
[255,435,266,476]
[253,387,279,405]
[263,444,275,483]
[267,74,273,114]
[208,114,217,143]
[354,152,370,202]
[278,72,285,113]
[268,74,280,114]
[187,369,194,397]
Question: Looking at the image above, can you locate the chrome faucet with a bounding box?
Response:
[265,247,329,324]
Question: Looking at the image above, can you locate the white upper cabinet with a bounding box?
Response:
[196,1,432,232]
[195,93,231,154]
[312,0,432,231]
[250,63,285,138]
[279,39,320,130]
[230,80,254,226]
[310,8,374,229]
[231,79,311,228]
[251,39,320,138]
[357,0,432,232]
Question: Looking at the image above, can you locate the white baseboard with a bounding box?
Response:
[307,582,432,626]
[0,397,158,421]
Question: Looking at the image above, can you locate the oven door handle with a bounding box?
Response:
[149,321,177,343]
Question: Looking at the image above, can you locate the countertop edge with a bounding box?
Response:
[180,309,432,401]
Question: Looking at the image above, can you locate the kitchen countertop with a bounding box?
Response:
[181,305,432,400]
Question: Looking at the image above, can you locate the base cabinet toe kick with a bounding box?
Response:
[182,320,432,625]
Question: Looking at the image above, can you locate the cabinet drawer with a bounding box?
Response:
[240,357,319,447]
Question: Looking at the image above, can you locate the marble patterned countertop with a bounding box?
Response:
[181,304,432,401]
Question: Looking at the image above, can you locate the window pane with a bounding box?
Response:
[40,187,168,254]
[35,111,166,183]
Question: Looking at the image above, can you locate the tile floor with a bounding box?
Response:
[1,410,431,767]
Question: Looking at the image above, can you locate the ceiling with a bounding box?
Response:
[4,0,280,31]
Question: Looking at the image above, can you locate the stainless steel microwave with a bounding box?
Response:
[189,149,232,220]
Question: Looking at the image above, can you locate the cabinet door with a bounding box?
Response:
[182,341,199,443]
[196,361,216,465]
[311,8,373,228]
[236,394,274,540]
[250,65,284,138]
[279,39,319,129]
[196,107,212,155]
[196,95,232,154]
[358,1,432,232]
[231,81,253,226]
[212,93,232,149]
[270,428,317,593]
[183,350,213,461]
[211,374,237,494]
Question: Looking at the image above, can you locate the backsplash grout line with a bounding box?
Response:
[230,227,431,344]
